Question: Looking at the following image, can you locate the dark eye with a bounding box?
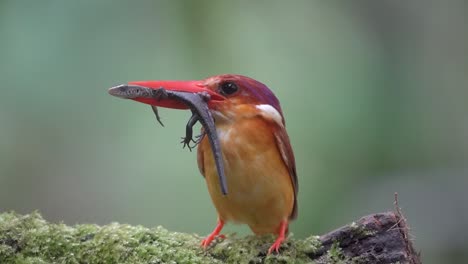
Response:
[219,82,239,95]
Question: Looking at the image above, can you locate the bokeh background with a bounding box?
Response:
[1,1,467,263]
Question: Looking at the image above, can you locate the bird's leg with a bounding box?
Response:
[268,220,288,254]
[181,112,199,151]
[201,219,225,248]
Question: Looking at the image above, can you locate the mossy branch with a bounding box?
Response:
[0,211,420,264]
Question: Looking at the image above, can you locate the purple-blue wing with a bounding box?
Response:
[272,124,298,220]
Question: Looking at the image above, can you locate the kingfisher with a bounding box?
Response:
[108,74,298,254]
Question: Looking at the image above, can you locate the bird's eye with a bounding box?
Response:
[219,82,239,96]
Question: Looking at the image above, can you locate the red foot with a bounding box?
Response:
[201,219,225,248]
[268,220,288,254]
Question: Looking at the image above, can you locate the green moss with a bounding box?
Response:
[314,242,362,264]
[327,243,347,263]
[0,212,327,263]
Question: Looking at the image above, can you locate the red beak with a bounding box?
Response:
[128,80,225,109]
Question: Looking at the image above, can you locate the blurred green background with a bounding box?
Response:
[1,1,467,263]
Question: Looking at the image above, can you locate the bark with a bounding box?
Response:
[311,212,421,264]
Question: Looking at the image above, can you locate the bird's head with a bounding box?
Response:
[195,74,284,126]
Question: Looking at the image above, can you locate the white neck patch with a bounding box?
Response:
[255,104,283,126]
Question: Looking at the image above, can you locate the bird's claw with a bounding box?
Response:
[268,236,285,254]
[200,234,225,248]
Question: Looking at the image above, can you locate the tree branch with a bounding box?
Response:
[0,211,420,263]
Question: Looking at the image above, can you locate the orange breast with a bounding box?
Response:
[198,117,294,234]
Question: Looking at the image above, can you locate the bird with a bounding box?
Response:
[108,74,298,254]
